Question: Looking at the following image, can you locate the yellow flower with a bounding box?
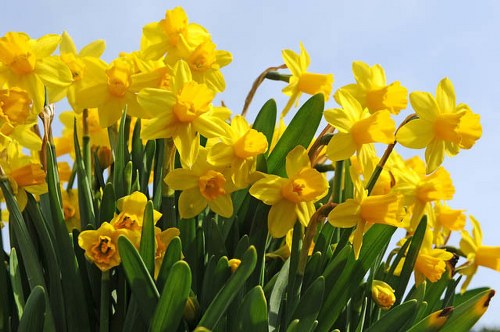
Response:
[249,146,329,238]
[59,31,107,112]
[0,141,47,210]
[0,87,42,150]
[138,60,229,167]
[337,61,408,114]
[396,78,482,174]
[165,148,234,219]
[62,189,80,232]
[0,32,72,113]
[75,57,150,128]
[393,161,455,232]
[166,39,232,92]
[281,43,333,116]
[78,222,133,271]
[111,191,162,232]
[414,229,454,284]
[460,216,500,292]
[228,258,241,273]
[154,227,180,278]
[141,6,211,60]
[207,115,268,188]
[324,90,396,162]
[328,168,402,259]
[371,280,396,310]
[431,201,466,247]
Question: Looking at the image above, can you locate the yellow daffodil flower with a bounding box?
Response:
[324,90,396,162]
[396,78,482,174]
[337,61,408,114]
[165,148,235,219]
[207,115,268,188]
[141,6,211,60]
[166,39,232,92]
[328,168,402,259]
[0,32,72,113]
[371,280,396,310]
[78,222,136,271]
[59,31,107,112]
[75,57,151,128]
[249,146,329,238]
[0,141,47,210]
[281,43,334,117]
[154,227,180,278]
[0,87,42,150]
[414,229,454,284]
[111,191,162,232]
[138,60,230,167]
[392,159,455,232]
[62,189,80,232]
[431,201,466,247]
[460,216,500,292]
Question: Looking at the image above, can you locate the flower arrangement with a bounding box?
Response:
[0,6,497,332]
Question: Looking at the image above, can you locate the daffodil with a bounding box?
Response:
[337,61,408,114]
[0,32,72,112]
[59,31,107,112]
[62,189,80,232]
[138,60,230,167]
[207,115,268,188]
[371,280,396,310]
[413,229,454,284]
[0,87,42,150]
[328,168,402,258]
[141,6,211,60]
[392,159,455,232]
[249,146,329,238]
[111,191,162,232]
[166,39,232,92]
[154,227,180,278]
[75,57,151,128]
[459,216,500,292]
[324,90,396,162]
[281,43,333,117]
[165,148,235,219]
[78,222,135,271]
[0,141,47,210]
[431,201,466,247]
[396,78,482,174]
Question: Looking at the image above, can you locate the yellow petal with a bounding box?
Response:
[249,175,287,205]
[268,199,297,238]
[164,169,198,190]
[285,146,310,178]
[436,78,456,113]
[80,40,106,58]
[410,92,439,121]
[326,133,357,162]
[328,199,361,228]
[396,119,434,149]
[173,124,199,168]
[425,139,445,174]
[208,194,233,218]
[178,188,207,219]
[295,201,315,227]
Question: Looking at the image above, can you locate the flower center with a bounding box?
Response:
[173,82,214,122]
[188,41,217,72]
[297,72,333,98]
[233,129,268,159]
[163,7,188,47]
[106,60,132,97]
[0,88,32,125]
[91,236,116,263]
[199,170,226,201]
[61,53,85,81]
[434,113,462,143]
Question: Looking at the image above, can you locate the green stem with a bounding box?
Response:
[100,270,110,332]
[264,71,291,82]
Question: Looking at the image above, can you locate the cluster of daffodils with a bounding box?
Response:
[0,6,497,306]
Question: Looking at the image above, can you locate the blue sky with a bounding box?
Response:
[2,0,500,326]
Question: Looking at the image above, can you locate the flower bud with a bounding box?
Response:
[228,258,241,272]
[371,280,396,310]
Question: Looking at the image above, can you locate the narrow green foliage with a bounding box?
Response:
[156,236,182,293]
[365,300,418,332]
[234,286,268,332]
[18,286,46,332]
[113,108,129,199]
[252,98,277,157]
[290,277,325,332]
[140,201,156,275]
[99,183,116,225]
[9,249,24,319]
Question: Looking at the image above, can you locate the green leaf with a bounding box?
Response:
[197,246,258,330]
[152,139,165,210]
[131,118,143,179]
[118,235,160,324]
[200,256,231,310]
[266,94,324,176]
[452,287,490,307]
[407,307,454,332]
[290,277,324,332]
[99,183,116,225]
[151,261,192,332]
[141,140,156,196]
[156,236,182,293]
[440,289,495,332]
[269,258,290,331]
[252,98,277,156]
[18,286,46,332]
[316,224,396,332]
[365,300,418,332]
[140,201,156,276]
[9,248,24,318]
[203,216,227,259]
[113,108,129,199]
[234,286,268,332]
